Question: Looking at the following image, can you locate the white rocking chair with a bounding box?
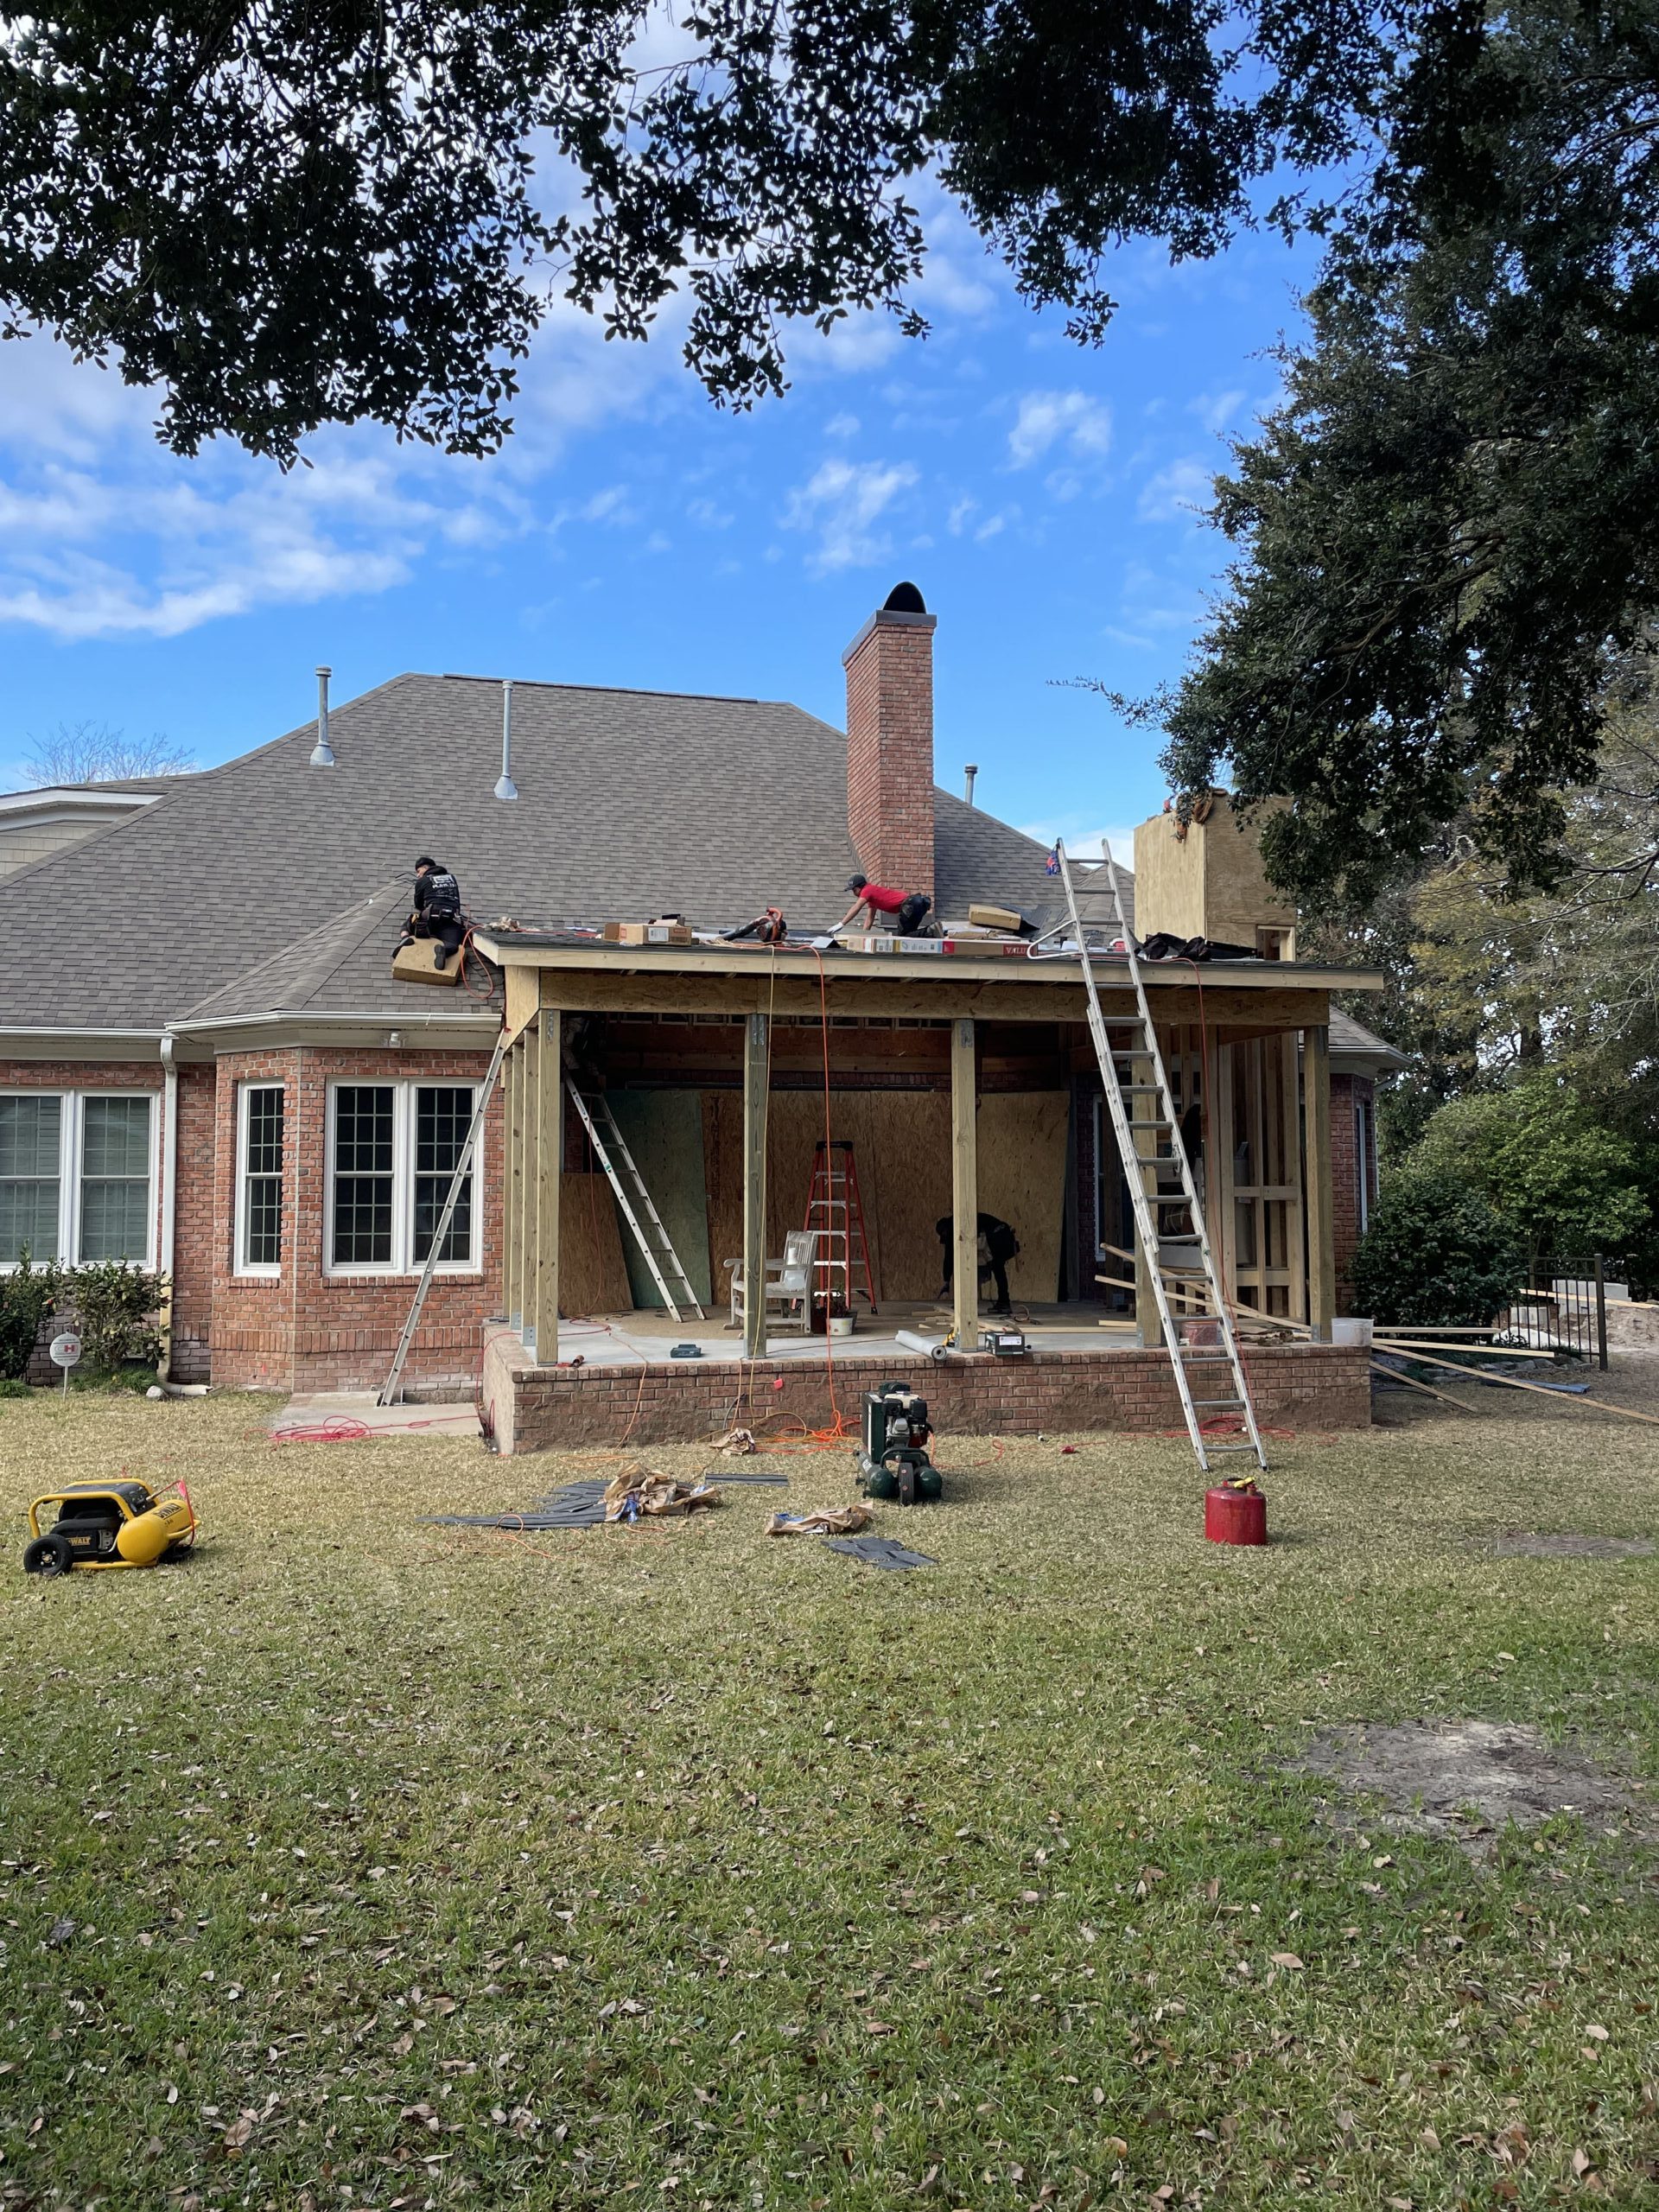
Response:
[726,1229,819,1338]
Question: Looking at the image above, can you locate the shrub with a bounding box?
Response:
[57,1261,168,1377]
[1347,1170,1524,1327]
[0,1250,58,1380]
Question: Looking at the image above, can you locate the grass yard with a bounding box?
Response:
[2,1377,1657,2211]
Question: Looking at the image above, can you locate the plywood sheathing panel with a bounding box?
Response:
[977,1090,1069,1304]
[1132,795,1295,949]
[702,1089,747,1312]
[604,1089,715,1307]
[558,1169,633,1317]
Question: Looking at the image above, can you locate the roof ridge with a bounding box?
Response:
[178,881,409,1024]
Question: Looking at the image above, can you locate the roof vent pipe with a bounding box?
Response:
[495,677,518,801]
[310,666,335,766]
[963,764,978,806]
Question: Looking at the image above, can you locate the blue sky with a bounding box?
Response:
[0,193,1321,855]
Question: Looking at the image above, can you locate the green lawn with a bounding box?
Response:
[2,1380,1656,2210]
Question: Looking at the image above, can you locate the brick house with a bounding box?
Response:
[0,585,1397,1416]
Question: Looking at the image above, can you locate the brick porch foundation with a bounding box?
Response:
[480,1322,1371,1454]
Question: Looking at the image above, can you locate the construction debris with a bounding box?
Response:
[823,1535,936,1572]
[603,1464,722,1522]
[767,1504,874,1537]
[711,1425,759,1456]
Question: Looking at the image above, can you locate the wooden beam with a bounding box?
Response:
[1131,1043,1161,1350]
[500,1044,518,1327]
[1211,1039,1236,1307]
[510,1035,530,1330]
[534,965,1336,1031]
[531,1011,562,1364]
[503,963,540,1042]
[951,1018,979,1347]
[1303,1024,1336,1340]
[519,1027,539,1350]
[742,1012,769,1361]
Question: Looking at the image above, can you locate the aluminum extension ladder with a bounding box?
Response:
[565,1082,706,1322]
[1052,838,1268,1478]
[378,1029,509,1407]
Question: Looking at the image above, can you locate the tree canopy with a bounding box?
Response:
[1161,0,1659,902]
[3,0,1391,462]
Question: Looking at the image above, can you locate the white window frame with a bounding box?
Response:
[234,1082,286,1278]
[1355,1096,1375,1233]
[322,1079,481,1279]
[0,1089,158,1272]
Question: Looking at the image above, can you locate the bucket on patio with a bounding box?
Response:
[1205,1486,1267,1546]
[827,1312,855,1338]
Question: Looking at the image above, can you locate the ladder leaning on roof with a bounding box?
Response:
[565,1082,707,1324]
[378,1028,510,1407]
[1052,838,1268,1480]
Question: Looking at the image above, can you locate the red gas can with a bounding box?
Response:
[1205,1486,1268,1546]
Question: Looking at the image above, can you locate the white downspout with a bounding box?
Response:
[159,1031,179,1380]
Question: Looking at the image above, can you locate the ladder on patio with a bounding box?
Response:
[565,1082,706,1323]
[804,1138,879,1312]
[378,1028,510,1407]
[1052,838,1268,1479]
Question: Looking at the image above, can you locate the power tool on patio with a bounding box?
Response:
[22,1477,196,1576]
[856,1382,942,1506]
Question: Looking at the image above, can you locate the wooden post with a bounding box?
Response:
[951,1018,979,1347]
[507,1036,526,1330]
[519,1026,541,1356]
[530,1011,562,1364]
[499,1045,518,1326]
[1303,1024,1335,1340]
[1131,1039,1162,1349]
[742,1012,769,1361]
[1211,1041,1236,1308]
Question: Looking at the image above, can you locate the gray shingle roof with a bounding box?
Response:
[1,673,1077,1031]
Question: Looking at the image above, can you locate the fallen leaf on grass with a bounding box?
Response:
[1584,2024,1609,2041]
[221,2112,255,2150]
[1270,1953,1305,1971]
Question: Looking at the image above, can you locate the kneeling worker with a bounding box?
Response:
[836,873,932,936]
[397,855,465,970]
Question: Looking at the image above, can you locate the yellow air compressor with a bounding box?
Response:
[23,1478,196,1576]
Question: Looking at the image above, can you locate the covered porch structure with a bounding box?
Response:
[474,932,1377,1452]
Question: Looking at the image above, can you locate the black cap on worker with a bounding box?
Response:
[415,855,438,872]
[845,874,868,893]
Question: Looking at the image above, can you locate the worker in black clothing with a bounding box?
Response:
[397,856,465,969]
[936,1211,1020,1316]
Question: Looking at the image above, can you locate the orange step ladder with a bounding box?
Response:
[803,1139,879,1313]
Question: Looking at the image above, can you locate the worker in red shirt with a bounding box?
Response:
[836,874,933,936]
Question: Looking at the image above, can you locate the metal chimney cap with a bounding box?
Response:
[315,663,332,677]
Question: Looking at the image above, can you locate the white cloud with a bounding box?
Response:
[1137,457,1214,523]
[1189,388,1245,437]
[1007,390,1113,469]
[784,458,918,575]
[823,412,861,440]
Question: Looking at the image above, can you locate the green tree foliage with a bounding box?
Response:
[1162,0,1659,903]
[1405,1077,1651,1263]
[0,0,1405,463]
[1346,1170,1523,1328]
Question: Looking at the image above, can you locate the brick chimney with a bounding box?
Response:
[842,581,936,897]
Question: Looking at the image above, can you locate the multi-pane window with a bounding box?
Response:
[327,1082,476,1273]
[0,1092,155,1268]
[237,1085,285,1273]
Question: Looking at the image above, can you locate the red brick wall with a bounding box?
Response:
[1331,1073,1376,1307]
[843,607,937,898]
[170,1063,217,1381]
[209,1046,501,1393]
[482,1323,1370,1454]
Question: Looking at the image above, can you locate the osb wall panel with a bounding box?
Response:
[558,1169,632,1317]
[977,1090,1068,1304]
[702,1090,746,1306]
[605,1089,714,1307]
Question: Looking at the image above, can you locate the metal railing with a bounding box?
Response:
[1501,1255,1611,1370]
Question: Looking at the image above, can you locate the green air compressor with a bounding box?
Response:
[856,1382,943,1506]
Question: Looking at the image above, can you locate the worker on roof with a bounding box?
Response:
[836,874,932,937]
[397,855,465,970]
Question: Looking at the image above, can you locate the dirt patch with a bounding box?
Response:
[1489,1532,1655,1559]
[1291,1719,1650,1856]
